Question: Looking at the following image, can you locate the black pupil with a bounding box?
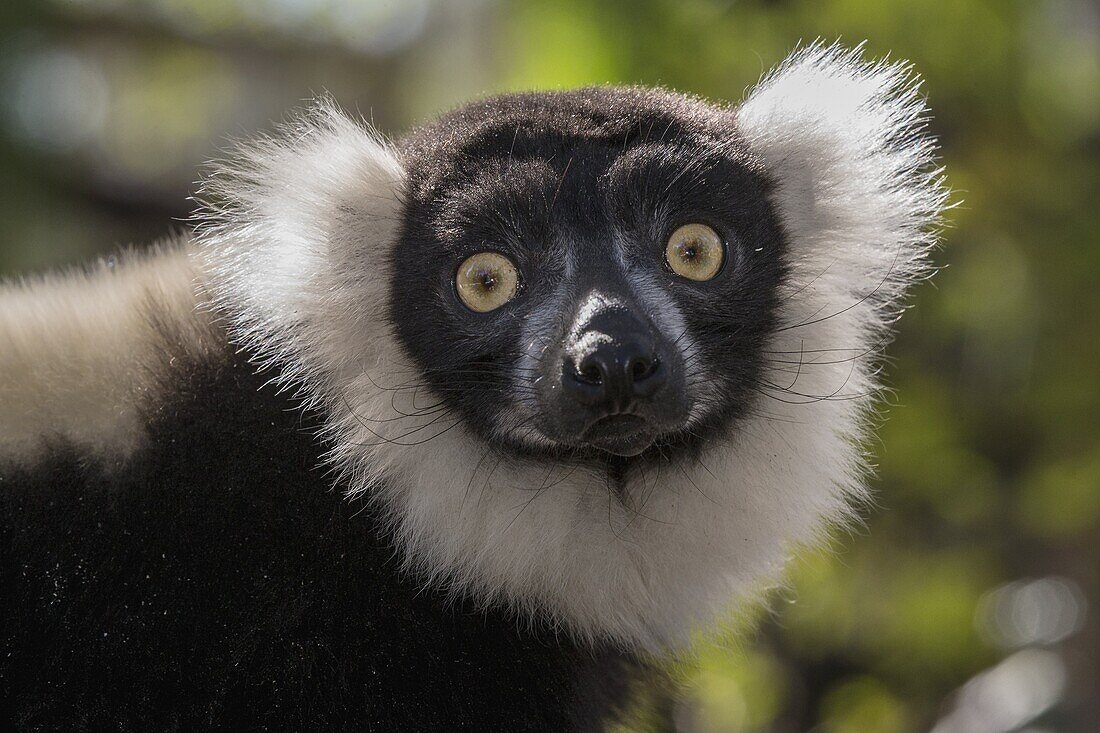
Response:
[478,270,496,290]
[683,243,698,260]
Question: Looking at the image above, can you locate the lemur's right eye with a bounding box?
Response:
[665,223,725,281]
[455,252,520,312]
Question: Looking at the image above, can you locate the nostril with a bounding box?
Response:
[630,356,658,382]
[578,362,603,385]
[563,355,608,407]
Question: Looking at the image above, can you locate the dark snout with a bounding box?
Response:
[539,291,689,456]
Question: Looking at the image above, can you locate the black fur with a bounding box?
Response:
[0,339,639,731]
[392,87,787,470]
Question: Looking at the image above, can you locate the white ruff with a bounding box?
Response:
[194,45,948,652]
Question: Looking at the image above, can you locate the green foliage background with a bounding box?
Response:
[2,1,1098,730]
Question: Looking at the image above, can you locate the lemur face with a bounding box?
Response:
[392,89,786,465]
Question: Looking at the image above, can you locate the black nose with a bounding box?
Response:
[564,338,667,411]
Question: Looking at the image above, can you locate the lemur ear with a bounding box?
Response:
[193,98,406,396]
[736,43,948,314]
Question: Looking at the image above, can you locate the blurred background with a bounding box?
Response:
[1,0,1098,730]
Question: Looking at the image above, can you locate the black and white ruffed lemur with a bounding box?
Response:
[0,44,947,730]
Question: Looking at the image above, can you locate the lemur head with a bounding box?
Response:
[197,44,947,650]
[394,87,784,464]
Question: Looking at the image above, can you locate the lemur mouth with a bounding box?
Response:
[582,414,655,456]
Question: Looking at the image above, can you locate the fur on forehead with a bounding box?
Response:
[398,85,745,200]
[194,43,948,652]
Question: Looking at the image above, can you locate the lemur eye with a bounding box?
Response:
[665,223,725,282]
[455,252,520,312]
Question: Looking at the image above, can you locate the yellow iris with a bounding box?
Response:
[455,252,520,312]
[665,223,725,281]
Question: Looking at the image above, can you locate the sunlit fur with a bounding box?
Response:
[186,44,947,652]
[0,244,214,465]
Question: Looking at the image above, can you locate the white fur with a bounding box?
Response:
[193,45,947,652]
[0,244,209,464]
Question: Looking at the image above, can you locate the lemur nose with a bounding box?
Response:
[564,339,667,410]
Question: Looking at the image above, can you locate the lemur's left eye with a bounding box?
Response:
[455,252,520,312]
[665,223,725,281]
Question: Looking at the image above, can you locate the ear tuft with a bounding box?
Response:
[191,97,406,402]
[737,42,950,319]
